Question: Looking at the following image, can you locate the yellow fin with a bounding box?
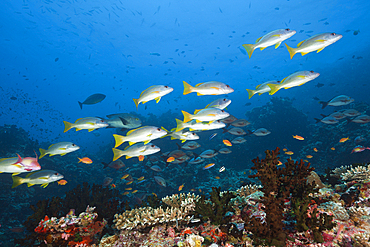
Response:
[144,140,150,145]
[133,98,139,109]
[175,119,185,132]
[297,40,305,47]
[125,156,132,159]
[195,119,202,123]
[48,144,54,149]
[88,129,94,132]
[182,110,193,123]
[242,44,255,58]
[256,37,262,43]
[259,47,267,51]
[255,84,261,89]
[280,77,287,84]
[41,183,49,188]
[170,137,176,140]
[75,118,83,122]
[75,128,81,131]
[63,121,73,133]
[27,183,35,187]
[194,109,201,115]
[181,139,186,143]
[196,93,204,96]
[112,148,124,161]
[246,89,256,99]
[195,83,204,87]
[275,42,282,49]
[267,84,280,95]
[113,134,126,148]
[155,97,161,103]
[285,43,296,59]
[60,153,67,156]
[128,141,136,146]
[12,176,24,188]
[12,172,20,176]
[183,81,194,95]
[301,52,308,56]
[317,47,325,53]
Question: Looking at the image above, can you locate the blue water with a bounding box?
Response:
[1,0,370,245]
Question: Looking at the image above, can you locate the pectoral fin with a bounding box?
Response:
[317,47,325,53]
[155,97,161,103]
[275,42,282,49]
[41,183,49,188]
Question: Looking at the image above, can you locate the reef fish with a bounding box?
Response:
[182,108,229,123]
[113,126,167,148]
[285,32,342,59]
[268,71,320,95]
[349,114,370,124]
[293,135,304,141]
[12,170,64,188]
[339,137,349,143]
[63,117,108,132]
[154,176,166,187]
[39,142,80,159]
[203,163,215,170]
[205,98,232,110]
[183,81,234,95]
[319,95,354,109]
[133,85,173,109]
[0,155,41,175]
[314,116,339,124]
[342,109,360,117]
[246,81,280,99]
[199,150,218,158]
[248,128,271,136]
[223,140,232,146]
[162,128,199,143]
[351,146,370,154]
[104,113,142,129]
[231,137,246,144]
[178,141,201,150]
[223,127,246,136]
[221,115,237,124]
[188,157,205,164]
[78,157,93,164]
[78,93,106,109]
[219,148,232,154]
[102,177,113,187]
[175,119,225,132]
[102,159,125,170]
[149,165,162,172]
[112,143,160,161]
[243,28,296,58]
[230,119,251,127]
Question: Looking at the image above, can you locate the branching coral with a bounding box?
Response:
[341,164,370,182]
[236,184,262,197]
[162,193,200,209]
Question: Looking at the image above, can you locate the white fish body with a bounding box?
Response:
[175,119,225,132]
[63,117,108,132]
[39,142,80,159]
[182,108,229,123]
[246,81,279,99]
[205,98,232,109]
[168,129,199,142]
[112,143,160,161]
[12,170,63,188]
[133,85,173,109]
[183,81,234,95]
[0,157,34,174]
[250,128,271,136]
[319,95,354,109]
[268,71,320,95]
[113,126,167,148]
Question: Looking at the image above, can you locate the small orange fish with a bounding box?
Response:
[331,147,335,150]
[306,155,313,158]
[121,174,129,180]
[277,161,283,166]
[110,184,116,188]
[203,163,215,170]
[178,184,184,191]
[313,148,318,152]
[126,181,133,185]
[58,180,68,185]
[125,187,132,190]
[138,155,144,161]
[293,135,304,141]
[215,176,220,179]
[339,137,349,143]
[167,157,175,162]
[199,189,202,193]
[132,190,138,194]
[152,192,157,197]
[283,148,287,151]
[137,176,145,181]
[223,140,232,147]
[285,151,294,155]
[78,157,93,164]
[122,192,130,195]
[303,160,309,162]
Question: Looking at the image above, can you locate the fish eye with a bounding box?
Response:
[192,133,196,135]
[221,110,224,112]
[72,144,75,146]
[223,98,226,101]
[54,173,58,175]
[151,145,155,147]
[310,70,314,73]
[135,118,139,120]
[331,33,336,35]
[285,28,290,31]
[226,85,230,88]
[164,85,168,88]
[157,128,161,131]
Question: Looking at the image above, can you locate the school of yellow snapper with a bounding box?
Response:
[3,28,359,194]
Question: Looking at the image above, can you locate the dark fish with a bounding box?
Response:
[353,30,360,35]
[318,18,327,22]
[244,102,251,106]
[104,113,142,129]
[275,7,279,10]
[10,96,17,100]
[303,22,311,25]
[78,93,106,109]
[312,97,320,101]
[55,58,59,62]
[315,83,324,88]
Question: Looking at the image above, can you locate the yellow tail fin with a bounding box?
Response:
[11,176,24,189]
[133,98,139,109]
[113,134,126,148]
[112,148,125,161]
[285,43,296,59]
[63,121,73,133]
[242,44,255,58]
[267,83,280,95]
[182,111,193,123]
[183,81,194,95]
[175,118,185,132]
[39,148,47,159]
[246,89,256,99]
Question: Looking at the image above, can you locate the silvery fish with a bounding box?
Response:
[39,142,80,159]
[205,98,232,110]
[319,95,354,109]
[12,170,64,188]
[183,81,234,96]
[78,93,106,109]
[133,85,173,109]
[104,113,142,129]
[63,117,108,132]
[246,80,280,99]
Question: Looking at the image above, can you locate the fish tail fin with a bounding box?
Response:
[176,143,182,150]
[318,101,328,109]
[182,81,194,95]
[222,128,228,133]
[11,176,24,189]
[133,98,139,109]
[102,162,108,169]
[113,134,126,148]
[285,43,296,59]
[39,148,47,159]
[78,101,83,109]
[175,118,185,131]
[247,130,253,136]
[242,44,255,58]
[181,111,193,123]
[63,121,73,133]
[267,83,280,95]
[112,148,125,162]
[246,88,256,99]
[314,118,321,123]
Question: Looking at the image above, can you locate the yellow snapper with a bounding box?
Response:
[205,98,232,110]
[181,108,229,123]
[112,143,160,161]
[12,170,64,188]
[0,156,41,175]
[242,28,296,58]
[162,127,199,143]
[183,81,234,96]
[113,126,167,148]
[246,80,280,99]
[39,142,80,159]
[285,32,342,59]
[63,117,108,133]
[267,71,320,95]
[133,85,173,109]
[175,119,225,132]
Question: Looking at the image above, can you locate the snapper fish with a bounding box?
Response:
[221,115,237,124]
[133,85,173,109]
[63,117,108,133]
[0,155,41,175]
[102,159,125,170]
[181,108,229,123]
[104,113,142,129]
[268,71,320,95]
[285,32,342,59]
[199,149,218,158]
[154,176,166,187]
[247,128,271,136]
[329,112,346,120]
[148,165,162,172]
[113,126,167,148]
[162,127,199,143]
[231,119,251,127]
[78,93,106,109]
[319,95,354,109]
[349,114,370,124]
[12,170,63,188]
[39,142,80,159]
[112,143,160,161]
[231,137,247,144]
[223,127,246,136]
[188,157,205,164]
[246,81,280,99]
[183,81,234,96]
[178,141,201,150]
[205,98,232,110]
[219,148,232,154]
[243,28,296,58]
[314,116,338,124]
[342,109,360,117]
[175,119,225,132]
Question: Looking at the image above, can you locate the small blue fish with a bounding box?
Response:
[209,133,217,140]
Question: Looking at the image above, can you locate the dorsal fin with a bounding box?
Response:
[255,84,261,89]
[256,36,262,43]
[140,85,156,97]
[195,83,204,87]
[48,144,55,149]
[280,77,287,84]
[297,40,305,47]
[127,126,144,136]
